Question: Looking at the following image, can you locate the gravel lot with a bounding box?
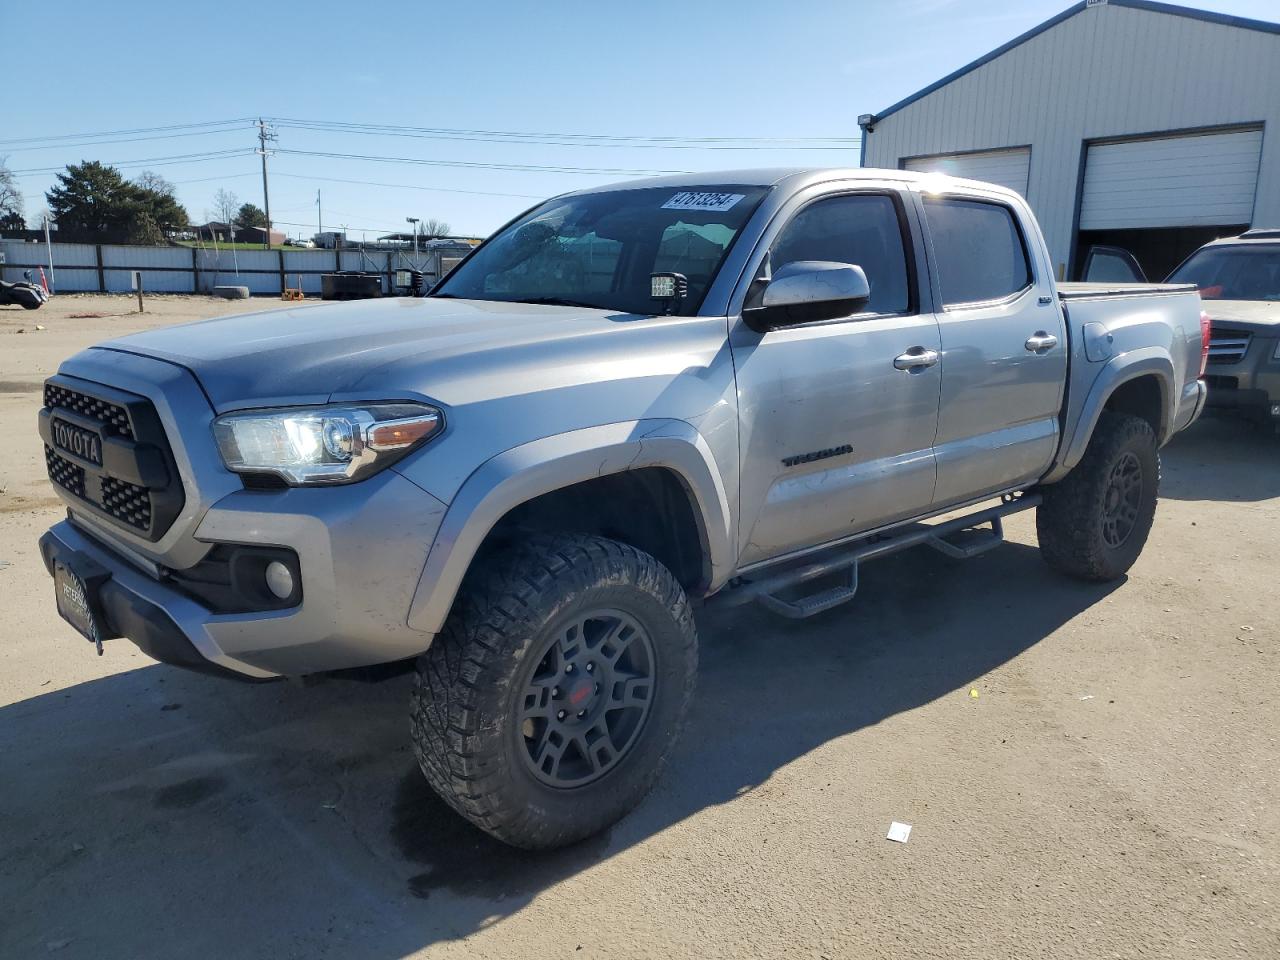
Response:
[1,294,1277,959]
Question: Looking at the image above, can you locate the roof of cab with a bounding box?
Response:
[566,166,1023,199]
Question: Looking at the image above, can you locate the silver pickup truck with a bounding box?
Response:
[38,168,1207,848]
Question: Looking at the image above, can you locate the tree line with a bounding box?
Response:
[0,157,451,246]
[0,158,265,245]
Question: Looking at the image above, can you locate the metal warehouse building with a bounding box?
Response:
[859,0,1280,281]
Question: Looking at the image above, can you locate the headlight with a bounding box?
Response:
[212,402,442,485]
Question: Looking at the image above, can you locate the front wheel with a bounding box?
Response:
[411,534,698,849]
[1037,412,1159,582]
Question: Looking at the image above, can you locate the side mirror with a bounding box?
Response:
[743,261,870,331]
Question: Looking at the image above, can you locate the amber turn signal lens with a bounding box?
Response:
[367,416,439,450]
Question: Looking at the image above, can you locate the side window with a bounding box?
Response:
[922,197,1032,305]
[1082,246,1146,284]
[770,194,911,315]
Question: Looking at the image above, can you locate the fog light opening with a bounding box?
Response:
[264,561,295,600]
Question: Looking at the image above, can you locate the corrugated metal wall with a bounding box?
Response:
[0,240,400,295]
[862,2,1280,275]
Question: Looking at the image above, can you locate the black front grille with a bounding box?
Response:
[99,475,153,531]
[45,447,86,498]
[43,383,134,439]
[40,375,184,541]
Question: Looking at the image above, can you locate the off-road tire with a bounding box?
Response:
[1037,412,1159,582]
[410,533,698,849]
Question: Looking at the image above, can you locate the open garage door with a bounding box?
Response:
[1075,128,1262,279]
[904,148,1030,196]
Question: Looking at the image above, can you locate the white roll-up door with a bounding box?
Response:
[1079,128,1262,230]
[904,148,1031,196]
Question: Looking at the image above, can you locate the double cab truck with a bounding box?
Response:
[38,168,1208,848]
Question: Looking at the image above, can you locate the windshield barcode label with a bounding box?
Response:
[661,192,745,212]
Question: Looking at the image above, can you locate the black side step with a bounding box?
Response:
[718,494,1041,620]
[758,563,859,620]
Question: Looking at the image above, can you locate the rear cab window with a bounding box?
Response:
[922,197,1033,306]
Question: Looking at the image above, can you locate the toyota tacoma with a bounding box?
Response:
[38,168,1208,848]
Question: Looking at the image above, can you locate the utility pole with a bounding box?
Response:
[316,189,322,242]
[256,118,278,249]
[406,216,419,259]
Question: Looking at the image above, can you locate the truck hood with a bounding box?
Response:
[95,297,662,411]
[1202,299,1280,334]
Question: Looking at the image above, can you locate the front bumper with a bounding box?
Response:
[1202,335,1280,420]
[39,468,448,679]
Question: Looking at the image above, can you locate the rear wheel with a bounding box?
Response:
[1037,412,1159,582]
[411,533,697,849]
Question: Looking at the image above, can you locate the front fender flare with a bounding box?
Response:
[1044,347,1174,483]
[405,419,734,635]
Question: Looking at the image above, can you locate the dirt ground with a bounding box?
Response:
[1,294,1277,960]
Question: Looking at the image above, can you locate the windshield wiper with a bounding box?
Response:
[513,297,603,309]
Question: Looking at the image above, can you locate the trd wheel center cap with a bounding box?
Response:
[1106,485,1122,511]
[566,677,595,709]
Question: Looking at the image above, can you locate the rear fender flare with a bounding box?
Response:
[1046,347,1174,482]
[405,419,734,635]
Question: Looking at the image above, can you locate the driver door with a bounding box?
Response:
[729,189,942,567]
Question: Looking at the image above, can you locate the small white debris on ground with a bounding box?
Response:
[886,822,912,843]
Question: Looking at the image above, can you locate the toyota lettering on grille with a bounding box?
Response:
[51,419,103,466]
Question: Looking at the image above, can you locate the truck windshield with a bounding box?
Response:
[432,185,769,315]
[1167,246,1280,301]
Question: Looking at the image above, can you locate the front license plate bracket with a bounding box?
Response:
[53,553,113,655]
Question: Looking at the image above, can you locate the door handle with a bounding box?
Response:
[893,347,940,371]
[1025,331,1059,353]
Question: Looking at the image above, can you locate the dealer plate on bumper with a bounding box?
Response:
[53,556,111,654]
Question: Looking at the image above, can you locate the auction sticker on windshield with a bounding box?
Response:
[662,192,745,212]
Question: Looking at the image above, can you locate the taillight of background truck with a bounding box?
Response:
[1199,310,1211,377]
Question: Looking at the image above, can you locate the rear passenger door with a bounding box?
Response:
[917,192,1067,505]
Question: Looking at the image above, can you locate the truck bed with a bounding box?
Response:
[1057,281,1197,300]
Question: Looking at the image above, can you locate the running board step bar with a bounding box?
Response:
[718,493,1041,620]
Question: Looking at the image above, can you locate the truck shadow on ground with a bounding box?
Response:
[1160,415,1280,503]
[1,541,1117,959]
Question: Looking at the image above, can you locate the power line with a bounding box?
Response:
[0,118,252,148]
[0,126,250,154]
[11,148,256,176]
[272,216,420,235]
[0,115,857,152]
[273,171,544,200]
[267,116,857,145]
[271,118,860,151]
[168,170,261,186]
[276,147,690,177]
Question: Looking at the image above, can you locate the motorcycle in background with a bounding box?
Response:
[0,270,49,310]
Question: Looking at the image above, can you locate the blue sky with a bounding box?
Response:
[5,0,1277,240]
